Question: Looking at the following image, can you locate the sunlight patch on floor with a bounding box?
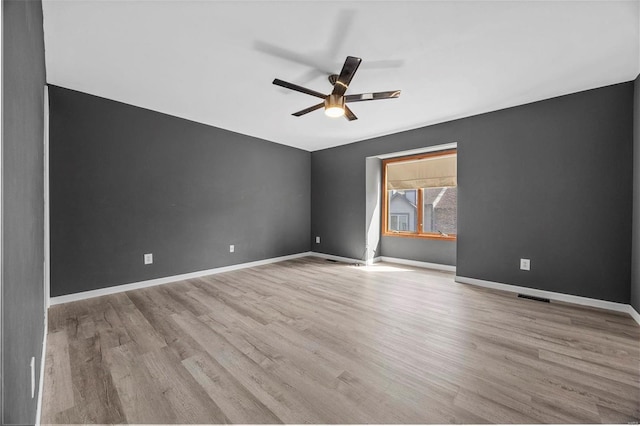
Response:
[353,264,414,273]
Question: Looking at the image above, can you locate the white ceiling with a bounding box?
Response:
[42,1,639,152]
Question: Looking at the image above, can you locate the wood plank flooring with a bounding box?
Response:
[41,257,640,424]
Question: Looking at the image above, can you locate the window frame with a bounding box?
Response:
[382,149,457,241]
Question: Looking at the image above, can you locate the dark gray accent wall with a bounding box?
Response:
[632,73,640,314]
[2,0,47,423]
[312,82,633,303]
[49,86,310,297]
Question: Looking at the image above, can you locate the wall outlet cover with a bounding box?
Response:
[144,253,153,265]
[315,236,320,244]
[520,258,531,271]
[230,245,235,253]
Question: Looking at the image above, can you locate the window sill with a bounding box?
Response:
[382,232,457,241]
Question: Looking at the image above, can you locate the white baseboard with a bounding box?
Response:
[47,251,640,328]
[380,256,456,273]
[35,309,48,426]
[627,304,640,325]
[50,252,312,305]
[309,252,366,264]
[455,275,639,324]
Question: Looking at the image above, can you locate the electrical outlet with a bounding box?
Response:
[30,357,35,398]
[144,253,153,265]
[229,245,235,253]
[315,236,320,244]
[520,258,531,271]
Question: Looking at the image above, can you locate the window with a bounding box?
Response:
[382,149,457,240]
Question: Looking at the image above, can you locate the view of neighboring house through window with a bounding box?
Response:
[383,149,457,240]
[388,189,417,231]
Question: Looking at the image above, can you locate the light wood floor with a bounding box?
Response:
[42,257,639,424]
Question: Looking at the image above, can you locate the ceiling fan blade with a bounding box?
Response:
[345,90,401,103]
[360,59,404,70]
[327,10,356,58]
[344,105,358,121]
[256,41,333,74]
[272,79,327,99]
[331,56,362,97]
[292,102,324,117]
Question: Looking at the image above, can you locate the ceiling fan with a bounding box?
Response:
[272,56,401,121]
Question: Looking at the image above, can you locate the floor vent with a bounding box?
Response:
[518,294,550,303]
[325,259,339,263]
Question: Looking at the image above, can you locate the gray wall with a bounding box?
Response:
[49,86,310,297]
[2,0,47,423]
[312,82,633,303]
[632,73,640,314]
[382,237,456,266]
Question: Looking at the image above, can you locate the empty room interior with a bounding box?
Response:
[2,0,640,424]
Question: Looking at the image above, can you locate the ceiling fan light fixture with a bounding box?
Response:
[324,94,345,118]
[325,106,345,118]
